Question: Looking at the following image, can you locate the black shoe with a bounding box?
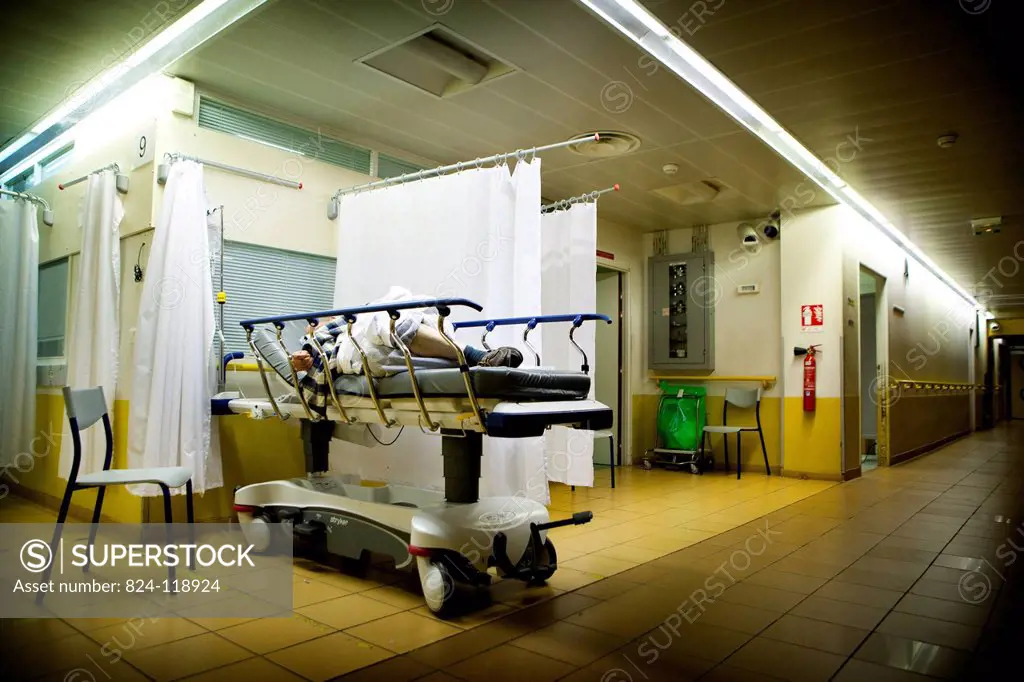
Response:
[478,347,523,368]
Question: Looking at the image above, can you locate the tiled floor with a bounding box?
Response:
[3,422,1023,681]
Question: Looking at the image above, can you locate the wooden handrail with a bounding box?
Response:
[650,374,777,390]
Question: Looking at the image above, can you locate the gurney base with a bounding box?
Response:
[235,477,582,616]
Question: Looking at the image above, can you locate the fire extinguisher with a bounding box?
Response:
[794,345,821,412]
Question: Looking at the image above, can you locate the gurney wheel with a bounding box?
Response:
[418,557,457,618]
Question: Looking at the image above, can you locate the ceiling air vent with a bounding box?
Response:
[359,26,516,98]
[568,131,642,158]
[652,179,738,206]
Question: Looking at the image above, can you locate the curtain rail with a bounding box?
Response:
[159,153,303,190]
[331,134,600,203]
[58,162,124,191]
[0,187,54,225]
[542,184,619,213]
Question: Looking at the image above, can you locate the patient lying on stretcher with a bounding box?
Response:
[288,288,522,411]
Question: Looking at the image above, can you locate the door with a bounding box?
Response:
[1011,351,1024,419]
[595,268,620,464]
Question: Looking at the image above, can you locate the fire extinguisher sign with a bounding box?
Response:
[801,304,824,333]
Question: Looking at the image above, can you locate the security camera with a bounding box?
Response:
[737,223,759,252]
[761,210,781,240]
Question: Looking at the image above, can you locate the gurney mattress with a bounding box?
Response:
[334,367,590,400]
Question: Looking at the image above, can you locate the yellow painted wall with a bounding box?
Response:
[633,394,783,473]
[782,397,842,479]
[15,395,143,522]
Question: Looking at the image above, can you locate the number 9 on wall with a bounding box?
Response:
[131,120,156,171]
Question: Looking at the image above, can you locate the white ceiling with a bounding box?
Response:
[4,0,1022,312]
[0,0,202,147]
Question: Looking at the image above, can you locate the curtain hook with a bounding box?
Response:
[474,157,482,169]
[529,147,538,163]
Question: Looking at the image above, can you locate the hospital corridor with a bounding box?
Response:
[1,0,1022,680]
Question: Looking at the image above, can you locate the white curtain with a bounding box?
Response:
[541,202,598,487]
[59,171,124,478]
[332,160,548,503]
[0,199,39,468]
[128,161,221,494]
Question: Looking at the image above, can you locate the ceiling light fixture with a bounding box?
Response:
[576,0,980,309]
[0,0,268,174]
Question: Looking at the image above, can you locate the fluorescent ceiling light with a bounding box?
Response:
[577,0,979,309]
[0,0,268,171]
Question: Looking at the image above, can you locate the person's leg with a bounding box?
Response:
[407,324,522,367]
[407,324,461,360]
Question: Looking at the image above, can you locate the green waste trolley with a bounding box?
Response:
[643,382,713,474]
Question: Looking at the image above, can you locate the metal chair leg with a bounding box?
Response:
[38,479,76,604]
[185,479,196,570]
[757,427,771,476]
[723,433,730,473]
[609,436,616,489]
[159,484,175,590]
[736,432,742,480]
[83,486,106,574]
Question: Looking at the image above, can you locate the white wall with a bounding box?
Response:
[781,207,846,401]
[643,222,783,397]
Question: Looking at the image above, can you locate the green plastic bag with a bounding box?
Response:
[656,382,706,451]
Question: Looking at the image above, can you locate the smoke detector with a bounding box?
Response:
[662,163,679,175]
[937,133,958,149]
[568,131,641,158]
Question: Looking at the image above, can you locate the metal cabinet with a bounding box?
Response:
[648,251,715,371]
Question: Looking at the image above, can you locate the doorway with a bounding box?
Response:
[858,267,887,471]
[595,266,623,470]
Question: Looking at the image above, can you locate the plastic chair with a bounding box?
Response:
[40,387,195,595]
[701,387,771,479]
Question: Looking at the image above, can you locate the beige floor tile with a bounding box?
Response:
[813,581,904,610]
[694,600,781,635]
[636,622,754,663]
[790,596,888,630]
[344,612,461,653]
[833,566,917,592]
[893,593,991,626]
[266,631,393,680]
[910,578,991,605]
[186,616,256,631]
[84,618,206,651]
[292,576,353,608]
[361,584,426,610]
[511,620,625,665]
[6,618,79,645]
[702,663,789,681]
[575,575,646,600]
[769,557,846,580]
[717,582,807,612]
[218,614,334,654]
[123,632,252,681]
[876,612,981,651]
[333,655,435,682]
[726,636,846,682]
[561,553,639,577]
[593,543,668,563]
[297,593,403,630]
[543,566,604,591]
[853,632,970,679]
[564,597,670,639]
[761,614,869,656]
[412,600,514,629]
[743,569,828,595]
[448,643,575,682]
[833,658,936,682]
[407,621,525,668]
[178,656,305,681]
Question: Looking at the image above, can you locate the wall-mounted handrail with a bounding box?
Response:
[649,374,777,390]
[892,380,984,392]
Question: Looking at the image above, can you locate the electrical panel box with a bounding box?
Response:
[648,251,715,371]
